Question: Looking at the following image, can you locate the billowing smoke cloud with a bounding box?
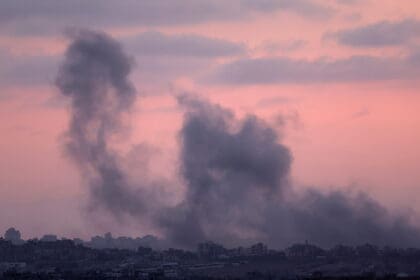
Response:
[286,191,419,248]
[160,96,420,248]
[55,30,150,218]
[158,95,292,247]
[57,30,420,249]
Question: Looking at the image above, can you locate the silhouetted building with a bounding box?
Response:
[197,241,226,259]
[249,243,268,256]
[40,234,58,242]
[286,242,325,258]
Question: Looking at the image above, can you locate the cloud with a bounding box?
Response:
[330,19,420,47]
[0,0,331,36]
[120,32,246,85]
[124,31,245,58]
[241,0,332,19]
[0,0,238,29]
[0,49,58,87]
[207,54,420,85]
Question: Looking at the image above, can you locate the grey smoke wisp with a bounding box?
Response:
[55,30,150,218]
[56,30,420,249]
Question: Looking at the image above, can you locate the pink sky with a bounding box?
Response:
[0,0,420,240]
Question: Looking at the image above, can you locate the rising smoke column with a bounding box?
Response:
[55,30,148,217]
[159,95,293,247]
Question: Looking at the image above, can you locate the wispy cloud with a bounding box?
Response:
[0,0,331,37]
[123,31,245,58]
[0,49,58,88]
[328,19,420,47]
[207,53,420,85]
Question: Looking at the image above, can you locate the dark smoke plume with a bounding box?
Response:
[160,96,420,248]
[158,95,292,247]
[57,30,420,249]
[55,30,149,218]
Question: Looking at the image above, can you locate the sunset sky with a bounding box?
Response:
[0,0,420,241]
